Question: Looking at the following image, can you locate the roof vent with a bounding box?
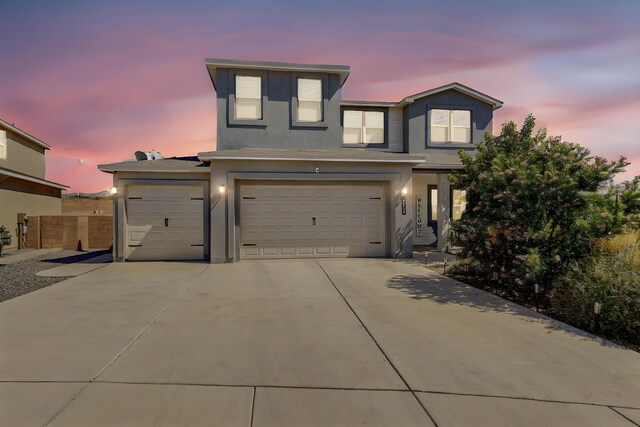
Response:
[134,150,165,161]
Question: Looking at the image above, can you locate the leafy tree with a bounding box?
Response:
[449,115,628,297]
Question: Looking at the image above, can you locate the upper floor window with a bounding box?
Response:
[430,109,471,143]
[235,75,262,120]
[297,78,322,122]
[343,110,384,144]
[0,130,6,159]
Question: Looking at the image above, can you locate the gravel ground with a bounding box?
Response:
[0,250,107,303]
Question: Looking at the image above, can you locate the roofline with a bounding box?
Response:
[412,163,464,170]
[0,118,52,150]
[205,58,351,89]
[400,82,503,110]
[0,167,68,190]
[198,152,424,164]
[97,164,210,174]
[341,100,398,108]
[342,82,503,111]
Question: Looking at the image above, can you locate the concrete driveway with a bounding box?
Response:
[1,259,639,426]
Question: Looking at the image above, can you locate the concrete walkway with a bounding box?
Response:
[0,259,638,426]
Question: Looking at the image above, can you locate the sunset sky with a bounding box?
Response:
[1,0,638,193]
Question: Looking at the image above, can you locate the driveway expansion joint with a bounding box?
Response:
[91,265,210,381]
[314,259,440,427]
[610,407,640,427]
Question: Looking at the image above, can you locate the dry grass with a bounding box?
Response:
[595,232,640,269]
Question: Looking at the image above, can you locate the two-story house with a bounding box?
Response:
[0,119,69,249]
[99,59,502,263]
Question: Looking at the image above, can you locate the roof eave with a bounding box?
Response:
[0,118,52,150]
[0,168,68,190]
[205,58,351,89]
[197,152,424,165]
[400,82,504,110]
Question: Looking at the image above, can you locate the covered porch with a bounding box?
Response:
[412,166,466,252]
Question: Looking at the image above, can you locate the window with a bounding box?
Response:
[235,75,262,120]
[452,189,467,220]
[297,78,322,122]
[430,109,471,143]
[427,185,438,225]
[343,110,385,144]
[0,130,6,159]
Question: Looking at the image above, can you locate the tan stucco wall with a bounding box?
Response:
[0,129,46,178]
[0,188,61,250]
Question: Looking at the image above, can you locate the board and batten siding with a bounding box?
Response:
[387,107,403,152]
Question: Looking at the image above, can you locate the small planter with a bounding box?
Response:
[1,237,11,246]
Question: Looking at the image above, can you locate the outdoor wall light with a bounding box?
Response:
[110,187,117,195]
[218,185,226,194]
[401,187,409,195]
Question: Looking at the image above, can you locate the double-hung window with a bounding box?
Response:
[343,110,384,144]
[297,78,323,122]
[235,75,262,120]
[0,130,7,159]
[430,109,471,143]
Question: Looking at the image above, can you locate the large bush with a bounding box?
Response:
[449,115,628,296]
[551,233,640,345]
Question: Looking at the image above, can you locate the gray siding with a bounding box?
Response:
[387,107,403,152]
[403,89,493,154]
[216,69,343,151]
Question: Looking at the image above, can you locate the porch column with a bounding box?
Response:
[436,173,450,251]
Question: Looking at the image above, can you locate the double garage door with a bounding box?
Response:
[126,185,205,261]
[240,184,386,259]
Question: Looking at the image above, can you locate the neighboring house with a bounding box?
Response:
[0,119,69,249]
[99,59,502,263]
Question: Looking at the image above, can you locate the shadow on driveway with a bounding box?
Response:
[386,273,620,347]
[43,249,112,264]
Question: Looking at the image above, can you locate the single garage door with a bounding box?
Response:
[240,184,385,259]
[126,185,204,261]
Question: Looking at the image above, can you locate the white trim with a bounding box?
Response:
[98,167,209,174]
[198,154,424,164]
[0,167,68,189]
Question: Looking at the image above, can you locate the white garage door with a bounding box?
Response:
[126,185,204,261]
[240,184,385,259]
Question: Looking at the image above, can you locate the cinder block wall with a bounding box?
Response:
[88,216,113,249]
[27,215,112,250]
[40,216,64,249]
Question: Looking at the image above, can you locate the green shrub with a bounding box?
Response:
[551,234,640,345]
[450,115,630,295]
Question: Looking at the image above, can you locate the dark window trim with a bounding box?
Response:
[427,184,438,226]
[291,72,329,128]
[340,106,389,149]
[228,69,268,127]
[426,104,476,148]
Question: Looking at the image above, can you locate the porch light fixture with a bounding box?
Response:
[218,185,226,194]
[110,187,117,195]
[401,187,408,195]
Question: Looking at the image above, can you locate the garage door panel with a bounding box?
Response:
[126,185,205,261]
[240,184,385,259]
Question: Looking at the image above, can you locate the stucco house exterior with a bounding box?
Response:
[99,59,502,263]
[0,119,69,250]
